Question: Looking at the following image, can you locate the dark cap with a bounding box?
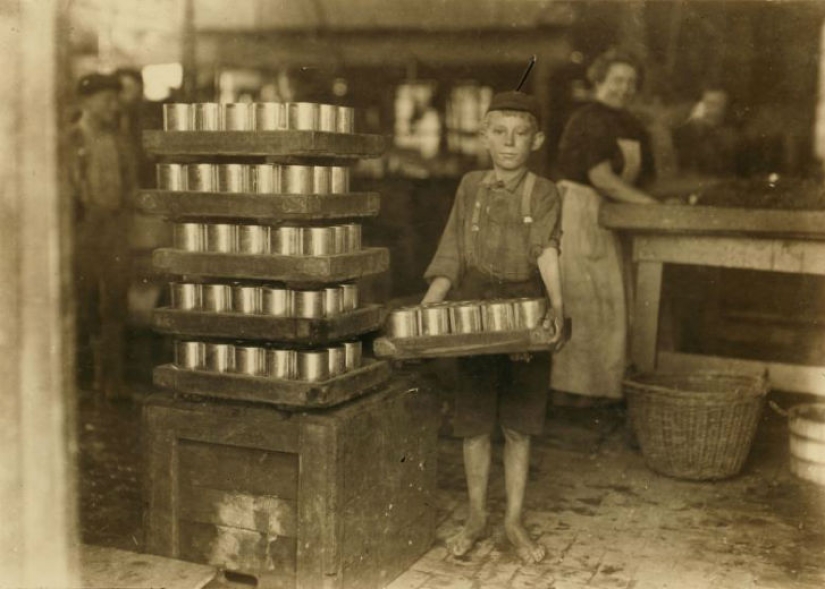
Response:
[486,91,541,123]
[76,73,122,97]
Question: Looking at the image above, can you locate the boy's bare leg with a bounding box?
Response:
[502,426,546,564]
[448,433,491,556]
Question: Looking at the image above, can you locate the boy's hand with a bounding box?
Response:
[544,309,567,352]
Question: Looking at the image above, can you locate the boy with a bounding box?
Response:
[422,91,565,564]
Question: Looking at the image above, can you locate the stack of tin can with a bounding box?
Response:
[156,162,350,194]
[387,298,549,338]
[174,339,363,382]
[163,102,355,133]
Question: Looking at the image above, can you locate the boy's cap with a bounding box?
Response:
[487,91,541,123]
[77,73,122,97]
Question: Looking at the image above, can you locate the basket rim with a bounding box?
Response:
[623,371,769,398]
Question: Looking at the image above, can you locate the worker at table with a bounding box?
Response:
[551,48,660,407]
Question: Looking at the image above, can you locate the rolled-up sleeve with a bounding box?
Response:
[528,179,562,262]
[423,179,467,286]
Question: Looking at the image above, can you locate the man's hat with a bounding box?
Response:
[76,73,122,97]
[486,91,541,124]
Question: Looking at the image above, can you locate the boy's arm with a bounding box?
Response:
[422,277,452,304]
[536,246,566,350]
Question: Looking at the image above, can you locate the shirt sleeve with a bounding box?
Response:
[527,178,562,262]
[423,177,467,287]
[557,108,615,183]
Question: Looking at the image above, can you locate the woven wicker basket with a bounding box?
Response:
[624,373,768,480]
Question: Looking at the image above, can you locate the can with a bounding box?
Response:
[287,102,318,131]
[312,166,331,194]
[221,103,251,131]
[194,103,220,131]
[186,163,216,192]
[484,301,516,332]
[343,341,362,371]
[267,348,296,380]
[318,104,338,132]
[330,166,350,193]
[170,282,201,311]
[272,226,303,256]
[304,227,334,256]
[201,284,232,312]
[237,225,269,255]
[232,285,261,315]
[451,302,483,334]
[175,340,204,370]
[235,345,265,376]
[327,345,346,377]
[173,223,204,251]
[252,102,283,131]
[420,305,450,336]
[388,307,419,338]
[297,350,329,382]
[156,163,186,191]
[341,283,359,311]
[261,287,292,317]
[343,223,362,252]
[514,298,547,330]
[293,290,324,319]
[163,103,192,131]
[323,287,343,317]
[217,164,248,193]
[336,106,355,133]
[251,164,278,193]
[205,223,237,253]
[205,342,235,373]
[332,225,347,254]
[281,165,313,194]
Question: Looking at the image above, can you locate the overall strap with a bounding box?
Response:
[521,171,536,224]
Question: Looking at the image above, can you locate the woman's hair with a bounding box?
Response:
[586,48,645,89]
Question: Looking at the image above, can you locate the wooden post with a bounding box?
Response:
[631,260,664,372]
[0,0,78,586]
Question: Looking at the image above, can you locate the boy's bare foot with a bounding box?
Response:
[505,519,546,564]
[447,514,487,557]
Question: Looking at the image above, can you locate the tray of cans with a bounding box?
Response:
[155,221,388,283]
[373,298,568,359]
[155,338,391,408]
[154,281,383,343]
[138,162,379,221]
[144,102,385,158]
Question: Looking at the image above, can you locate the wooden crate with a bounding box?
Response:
[152,359,392,409]
[152,304,385,343]
[142,380,437,589]
[135,191,381,222]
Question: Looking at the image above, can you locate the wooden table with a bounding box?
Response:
[600,204,825,396]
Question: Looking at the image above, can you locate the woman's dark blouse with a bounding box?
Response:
[557,101,655,188]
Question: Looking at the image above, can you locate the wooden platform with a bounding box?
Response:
[81,544,216,589]
[142,379,438,589]
[153,359,391,409]
[143,130,387,159]
[153,304,384,344]
[152,247,389,284]
[135,190,381,222]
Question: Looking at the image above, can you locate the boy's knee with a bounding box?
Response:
[501,426,530,445]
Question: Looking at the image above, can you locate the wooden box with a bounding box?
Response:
[142,380,437,589]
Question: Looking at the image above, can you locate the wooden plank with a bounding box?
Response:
[142,404,181,558]
[178,520,297,578]
[632,235,825,275]
[372,319,570,360]
[601,203,825,238]
[143,394,301,453]
[656,351,825,397]
[631,261,664,372]
[178,441,299,500]
[178,487,297,537]
[152,304,385,343]
[143,130,387,159]
[153,247,389,283]
[80,544,217,589]
[135,190,381,222]
[153,359,391,409]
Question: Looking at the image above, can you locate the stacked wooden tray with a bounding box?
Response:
[142,121,392,408]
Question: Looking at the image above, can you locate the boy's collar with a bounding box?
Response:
[482,168,530,192]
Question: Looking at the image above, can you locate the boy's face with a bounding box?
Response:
[482,111,545,172]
